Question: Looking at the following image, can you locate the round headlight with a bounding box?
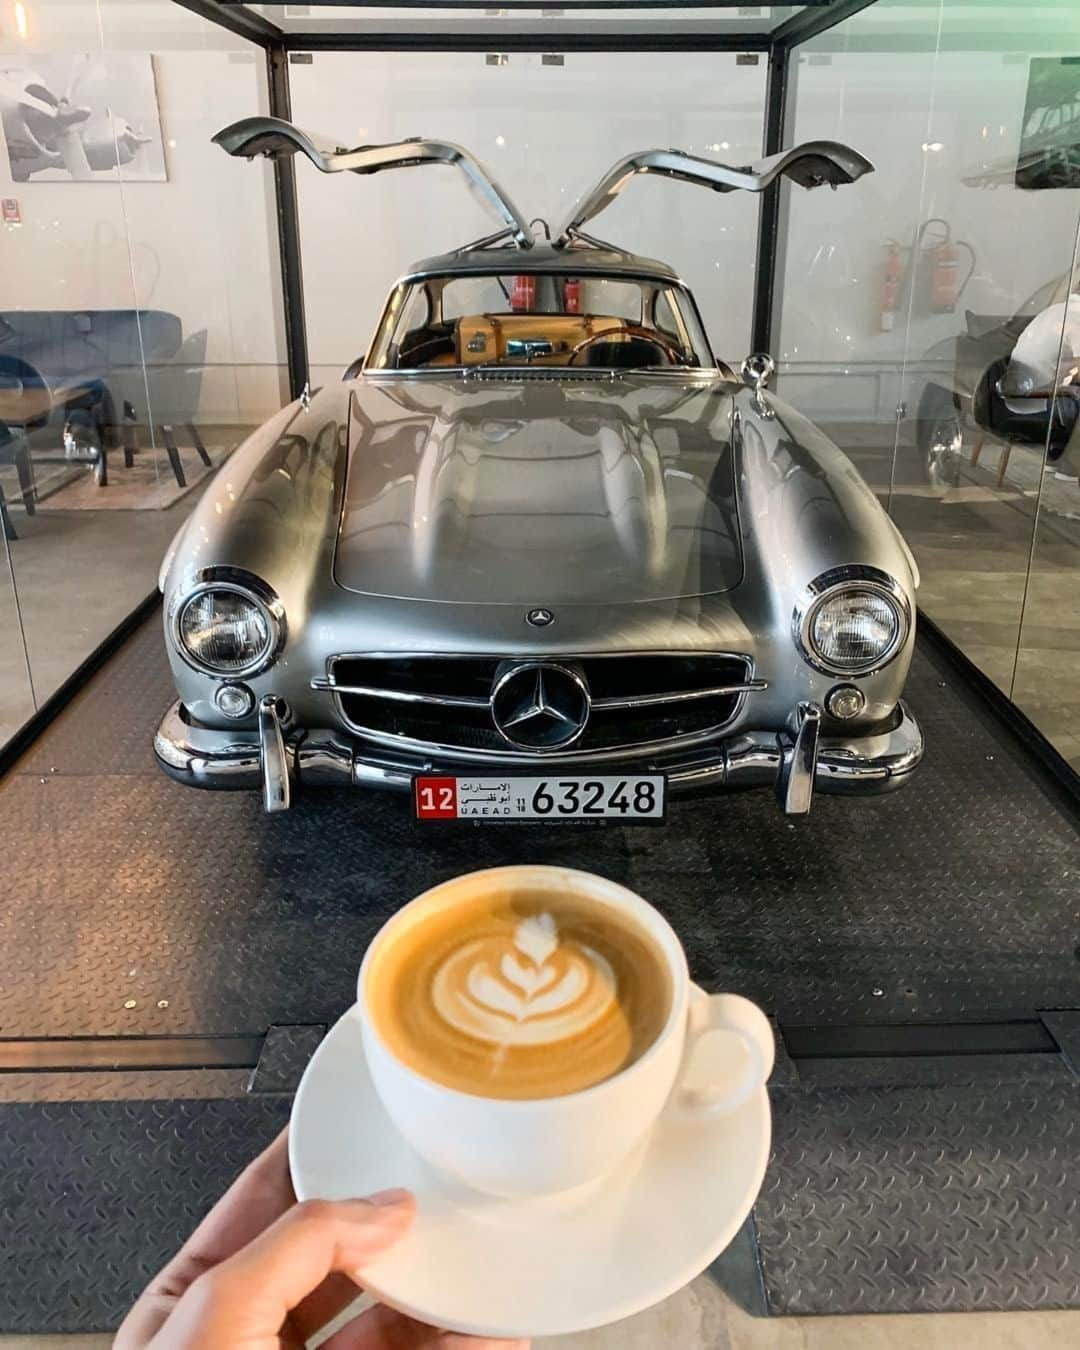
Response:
[176,584,278,676]
[796,569,909,676]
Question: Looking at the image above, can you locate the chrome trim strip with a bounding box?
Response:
[329,701,752,764]
[792,565,912,679]
[310,677,487,709]
[327,649,752,663]
[592,681,767,710]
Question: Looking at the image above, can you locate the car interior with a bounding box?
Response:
[374,272,709,371]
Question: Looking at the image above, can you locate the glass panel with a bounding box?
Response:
[0,0,285,724]
[97,0,287,497]
[247,3,808,34]
[776,0,942,497]
[289,50,766,385]
[1013,211,1080,771]
[777,0,1080,701]
[1,0,145,698]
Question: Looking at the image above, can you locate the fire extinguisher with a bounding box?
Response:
[915,219,976,315]
[879,242,903,332]
[930,239,962,311]
[563,278,581,314]
[511,274,536,312]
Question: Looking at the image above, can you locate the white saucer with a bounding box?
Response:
[289,997,771,1340]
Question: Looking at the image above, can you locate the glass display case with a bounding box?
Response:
[774,0,1080,770]
[4,0,1080,781]
[0,0,285,739]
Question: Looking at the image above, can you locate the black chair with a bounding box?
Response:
[0,424,35,539]
[970,355,1080,487]
[129,329,212,488]
[0,355,47,539]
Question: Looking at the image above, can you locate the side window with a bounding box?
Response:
[442,277,513,319]
[389,286,439,368]
[579,279,643,321]
[398,287,431,337]
[654,290,683,342]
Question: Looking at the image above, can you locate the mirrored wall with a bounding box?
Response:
[0,0,286,749]
[776,0,1080,773]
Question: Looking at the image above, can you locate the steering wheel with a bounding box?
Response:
[567,324,683,367]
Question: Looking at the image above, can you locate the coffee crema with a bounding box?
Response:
[367,886,673,1099]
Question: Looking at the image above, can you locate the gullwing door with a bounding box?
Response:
[554,141,874,247]
[213,115,535,249]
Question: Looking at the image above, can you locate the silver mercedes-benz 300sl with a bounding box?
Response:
[155,118,922,821]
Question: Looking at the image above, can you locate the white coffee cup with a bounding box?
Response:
[358,864,774,1199]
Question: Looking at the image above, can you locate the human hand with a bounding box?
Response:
[115,1128,528,1350]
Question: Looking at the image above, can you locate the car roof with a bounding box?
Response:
[400,242,683,286]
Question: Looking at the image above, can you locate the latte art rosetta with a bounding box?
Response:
[432,913,618,1046]
[369,886,673,1098]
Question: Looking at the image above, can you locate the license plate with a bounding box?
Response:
[415,775,666,822]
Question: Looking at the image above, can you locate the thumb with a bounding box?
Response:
[164,1191,415,1344]
[224,1190,415,1308]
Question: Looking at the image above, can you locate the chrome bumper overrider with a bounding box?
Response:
[154,698,923,816]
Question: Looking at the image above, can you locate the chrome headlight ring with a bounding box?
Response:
[793,565,911,678]
[170,567,286,679]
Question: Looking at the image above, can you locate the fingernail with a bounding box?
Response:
[366,1187,412,1207]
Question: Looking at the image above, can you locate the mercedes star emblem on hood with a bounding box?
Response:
[490,662,590,751]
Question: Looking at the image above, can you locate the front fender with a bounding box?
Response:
[160,388,350,722]
[732,385,917,729]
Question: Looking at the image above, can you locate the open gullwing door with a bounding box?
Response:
[554,140,874,246]
[213,115,535,249]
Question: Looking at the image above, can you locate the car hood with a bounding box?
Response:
[334,374,742,604]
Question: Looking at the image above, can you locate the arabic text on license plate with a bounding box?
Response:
[414,775,665,822]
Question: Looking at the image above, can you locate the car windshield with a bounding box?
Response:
[366,271,713,372]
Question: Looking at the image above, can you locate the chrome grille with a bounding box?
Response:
[319,653,760,759]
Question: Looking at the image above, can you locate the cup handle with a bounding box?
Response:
[673,990,775,1117]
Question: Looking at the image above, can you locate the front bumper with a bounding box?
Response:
[154,698,924,816]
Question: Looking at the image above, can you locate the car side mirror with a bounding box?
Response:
[741,352,775,418]
[741,352,775,389]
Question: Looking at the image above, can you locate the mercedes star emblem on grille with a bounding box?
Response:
[526,608,554,627]
[490,662,590,750]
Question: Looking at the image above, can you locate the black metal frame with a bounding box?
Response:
[170,0,881,388]
[751,43,789,355]
[266,46,310,400]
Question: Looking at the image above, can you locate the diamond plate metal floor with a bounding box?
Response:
[0,1098,290,1333]
[757,1081,1080,1315]
[4,613,1079,1035]
[3,609,1080,1330]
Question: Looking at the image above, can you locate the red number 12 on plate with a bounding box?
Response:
[415,777,458,819]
